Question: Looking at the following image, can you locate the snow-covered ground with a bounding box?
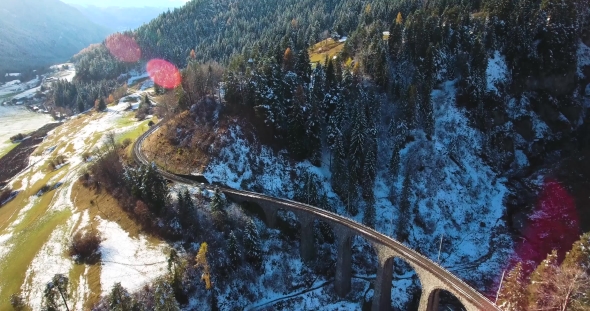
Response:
[202,80,511,308]
[0,85,167,309]
[98,219,168,295]
[577,41,590,77]
[487,50,509,93]
[0,106,54,152]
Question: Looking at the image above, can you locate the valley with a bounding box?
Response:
[1,0,590,309]
[0,80,166,310]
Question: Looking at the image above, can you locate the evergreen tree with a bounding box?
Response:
[363,102,377,200]
[178,188,194,211]
[244,218,262,269]
[141,163,169,214]
[77,96,85,113]
[97,97,106,112]
[363,202,376,229]
[175,86,189,111]
[497,263,527,311]
[153,278,180,311]
[389,141,402,178]
[527,250,559,310]
[42,274,69,311]
[287,85,308,159]
[107,283,133,311]
[295,49,311,84]
[349,105,367,185]
[306,91,322,166]
[325,58,335,91]
[227,231,241,269]
[562,232,590,271]
[210,187,225,214]
[396,171,412,243]
[124,163,169,214]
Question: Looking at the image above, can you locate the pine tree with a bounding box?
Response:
[77,96,85,113]
[325,58,335,91]
[178,188,194,211]
[287,85,308,159]
[97,97,106,112]
[141,94,151,108]
[227,231,241,269]
[363,202,376,229]
[362,102,377,200]
[153,278,180,311]
[497,263,527,311]
[210,187,225,213]
[389,141,402,178]
[306,94,322,166]
[349,105,367,185]
[295,49,311,84]
[528,250,559,310]
[43,274,69,311]
[244,218,262,269]
[175,86,189,111]
[396,171,412,243]
[107,283,133,311]
[141,163,169,214]
[562,232,590,271]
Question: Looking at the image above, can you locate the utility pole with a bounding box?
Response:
[437,233,444,263]
[495,270,506,303]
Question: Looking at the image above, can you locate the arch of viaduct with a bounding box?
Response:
[134,124,501,311]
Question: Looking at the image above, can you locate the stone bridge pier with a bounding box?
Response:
[222,190,487,311]
[332,224,353,297]
[370,242,480,311]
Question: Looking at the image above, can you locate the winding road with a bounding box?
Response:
[133,122,501,311]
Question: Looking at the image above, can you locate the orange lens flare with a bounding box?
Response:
[146,59,181,89]
[105,33,141,63]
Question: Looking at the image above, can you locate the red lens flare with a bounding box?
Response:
[514,179,580,271]
[146,59,181,89]
[105,33,141,63]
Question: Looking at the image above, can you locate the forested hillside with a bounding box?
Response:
[0,0,111,72]
[60,0,590,308]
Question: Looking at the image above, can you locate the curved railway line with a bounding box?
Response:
[133,122,501,311]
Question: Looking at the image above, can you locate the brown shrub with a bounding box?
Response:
[10,293,26,310]
[69,229,102,264]
[134,200,151,225]
[91,149,124,192]
[121,138,132,149]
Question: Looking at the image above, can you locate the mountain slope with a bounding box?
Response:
[0,0,111,72]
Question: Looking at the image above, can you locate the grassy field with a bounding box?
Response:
[309,38,345,64]
[0,99,166,309]
[0,140,18,159]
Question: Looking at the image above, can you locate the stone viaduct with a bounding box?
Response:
[134,124,501,311]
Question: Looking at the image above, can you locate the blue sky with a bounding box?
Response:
[61,0,188,8]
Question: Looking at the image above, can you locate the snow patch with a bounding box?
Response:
[487,51,508,93]
[97,219,169,295]
[21,220,76,310]
[578,41,590,77]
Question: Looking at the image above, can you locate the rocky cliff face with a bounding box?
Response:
[499,40,590,237]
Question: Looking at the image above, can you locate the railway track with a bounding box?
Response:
[132,122,501,311]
